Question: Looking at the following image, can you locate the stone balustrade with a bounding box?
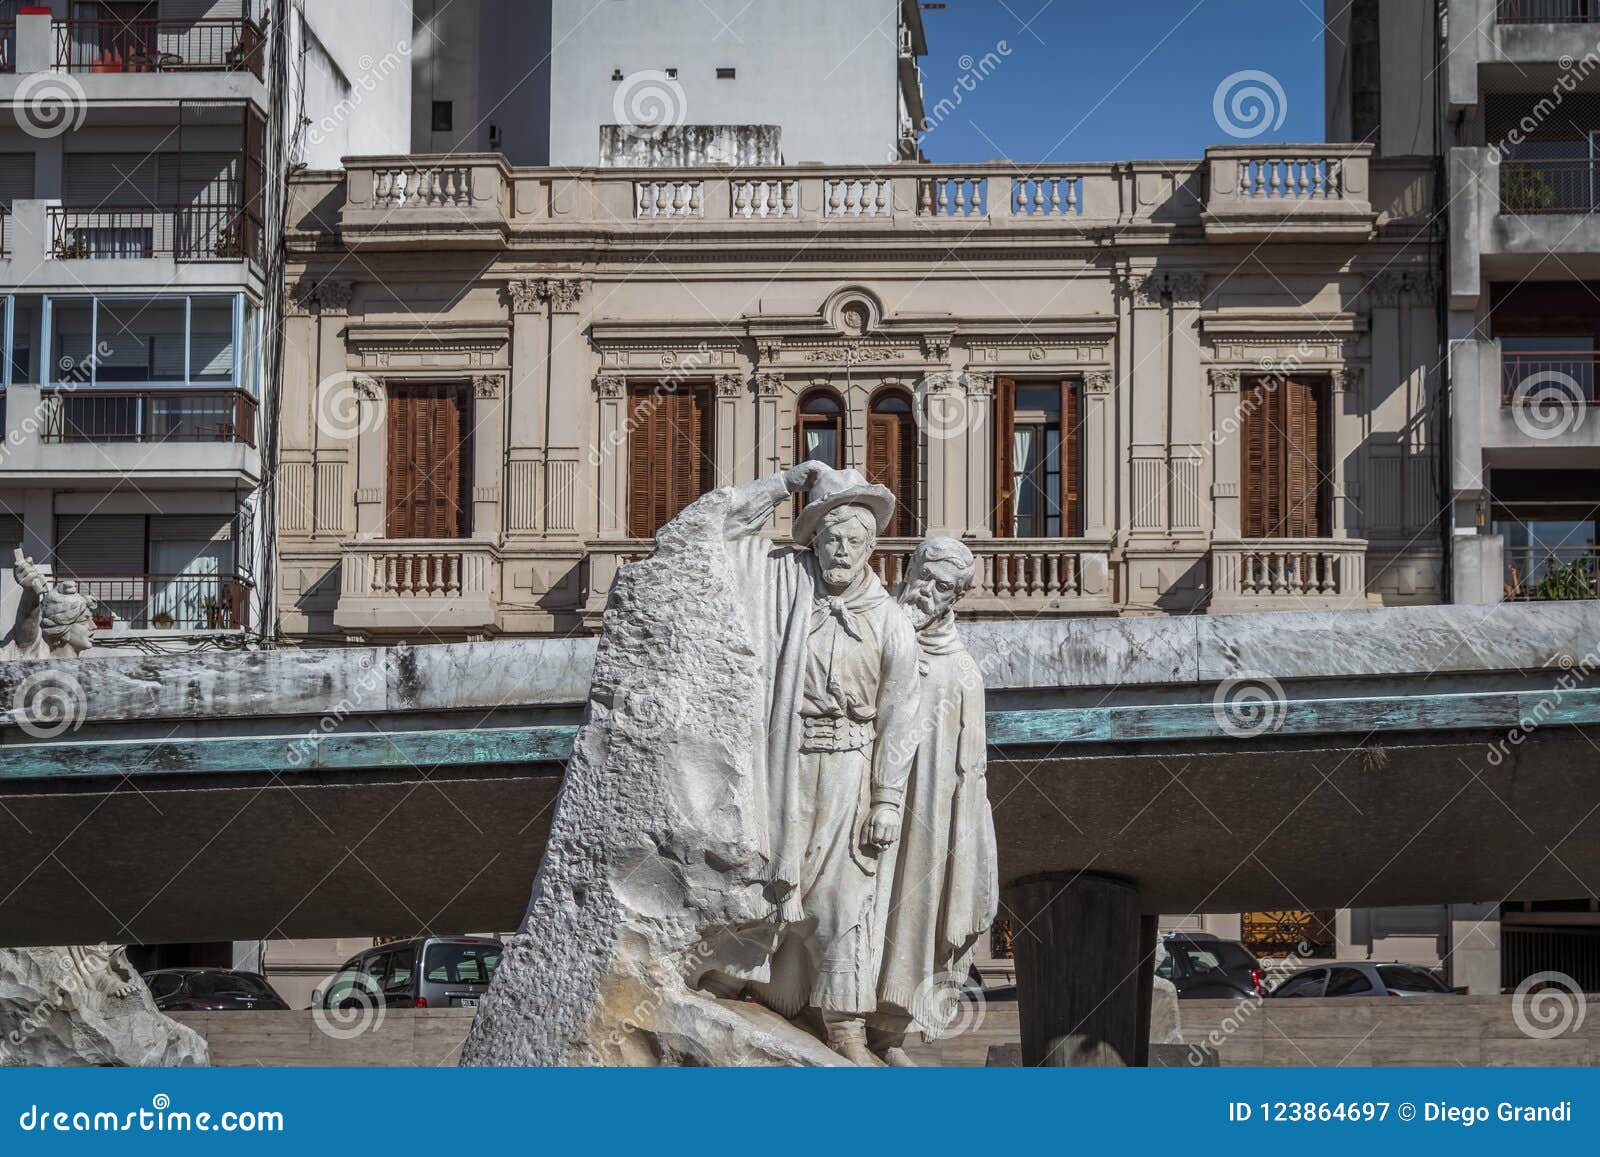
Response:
[1209,539,1369,613]
[324,148,1393,246]
[334,540,501,634]
[873,538,1114,615]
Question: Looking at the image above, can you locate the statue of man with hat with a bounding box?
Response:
[711,460,920,1064]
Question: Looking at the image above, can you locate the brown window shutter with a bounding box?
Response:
[1060,379,1081,538]
[429,391,463,539]
[1283,378,1323,538]
[386,386,468,540]
[386,389,415,538]
[1240,378,1272,539]
[993,377,1016,538]
[896,411,918,536]
[629,386,713,537]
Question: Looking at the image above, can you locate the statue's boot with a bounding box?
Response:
[867,1020,917,1066]
[824,1015,885,1066]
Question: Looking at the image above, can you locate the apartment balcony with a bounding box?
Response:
[0,201,262,292]
[1449,0,1600,113]
[75,572,253,635]
[1449,149,1600,303]
[1504,544,1600,601]
[0,9,266,107]
[0,385,260,487]
[1208,540,1370,613]
[1451,341,1600,473]
[328,147,1390,252]
[333,541,502,636]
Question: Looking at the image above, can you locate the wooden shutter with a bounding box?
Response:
[1060,379,1081,538]
[628,387,710,537]
[386,386,468,539]
[866,407,918,536]
[1283,377,1323,538]
[1241,377,1323,539]
[993,377,1016,538]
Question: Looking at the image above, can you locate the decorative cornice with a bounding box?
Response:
[715,374,745,398]
[921,334,952,361]
[473,374,503,400]
[1208,368,1241,393]
[594,374,626,399]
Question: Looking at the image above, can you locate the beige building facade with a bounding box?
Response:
[277,148,1443,644]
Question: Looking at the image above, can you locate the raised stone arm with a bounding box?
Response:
[11,548,46,655]
[722,461,827,541]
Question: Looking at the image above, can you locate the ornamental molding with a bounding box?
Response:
[962,372,995,397]
[594,375,626,399]
[1208,369,1241,393]
[753,373,784,397]
[504,279,544,313]
[353,375,382,401]
[473,374,503,399]
[920,333,952,361]
[1084,371,1114,395]
[715,374,745,398]
[1125,271,1205,306]
[1331,366,1363,394]
[537,277,587,312]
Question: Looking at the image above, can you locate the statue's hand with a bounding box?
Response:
[865,803,901,850]
[784,460,827,495]
[12,550,46,596]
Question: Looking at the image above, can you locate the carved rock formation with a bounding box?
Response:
[461,490,837,1066]
[0,945,209,1067]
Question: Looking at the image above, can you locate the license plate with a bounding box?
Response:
[456,997,479,1008]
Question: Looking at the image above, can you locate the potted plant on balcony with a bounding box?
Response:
[214,222,242,258]
[1501,162,1556,214]
[150,610,175,630]
[1533,557,1594,602]
[55,232,89,259]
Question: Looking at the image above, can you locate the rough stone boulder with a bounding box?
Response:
[0,945,209,1066]
[461,490,837,1066]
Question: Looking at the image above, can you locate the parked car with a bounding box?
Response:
[1157,933,1265,999]
[143,968,289,1012]
[315,936,503,1011]
[1268,962,1452,998]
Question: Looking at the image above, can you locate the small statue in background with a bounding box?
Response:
[4,549,96,660]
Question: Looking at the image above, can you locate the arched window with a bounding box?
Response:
[867,390,919,536]
[797,390,844,471]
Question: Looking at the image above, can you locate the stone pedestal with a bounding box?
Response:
[1006,872,1144,1066]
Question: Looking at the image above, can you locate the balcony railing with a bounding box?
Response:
[72,573,251,633]
[1500,349,1600,403]
[54,18,263,79]
[1,21,14,73]
[1505,546,1600,601]
[40,389,258,447]
[1500,158,1600,214]
[1498,1,1600,23]
[1211,539,1368,610]
[49,204,260,263]
[872,538,1111,609]
[334,540,501,634]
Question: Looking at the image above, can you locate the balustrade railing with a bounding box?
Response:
[340,541,498,600]
[40,389,257,446]
[1505,546,1600,601]
[919,175,987,217]
[73,573,251,633]
[1498,1,1600,23]
[54,18,263,78]
[1011,175,1083,216]
[635,179,704,219]
[1237,156,1345,199]
[872,538,1109,606]
[1211,539,1367,606]
[730,178,797,219]
[373,165,474,209]
[825,177,893,218]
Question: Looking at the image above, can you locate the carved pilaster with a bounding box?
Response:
[1208,369,1241,394]
[1125,271,1204,306]
[715,374,745,398]
[474,374,503,400]
[962,371,994,397]
[1331,367,1362,395]
[538,278,587,313]
[753,372,784,397]
[505,280,543,314]
[595,374,626,399]
[1084,371,1114,395]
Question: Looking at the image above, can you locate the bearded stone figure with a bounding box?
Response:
[869,536,998,1064]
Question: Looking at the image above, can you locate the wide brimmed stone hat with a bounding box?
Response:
[792,466,896,547]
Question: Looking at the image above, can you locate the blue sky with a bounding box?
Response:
[915,0,1328,163]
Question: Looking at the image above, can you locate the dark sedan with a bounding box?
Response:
[143,968,290,1012]
[1156,933,1266,999]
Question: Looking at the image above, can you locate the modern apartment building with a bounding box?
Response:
[411,0,926,164]
[1324,0,1600,995]
[0,0,275,650]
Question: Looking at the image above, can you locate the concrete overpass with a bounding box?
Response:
[1,601,1597,955]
